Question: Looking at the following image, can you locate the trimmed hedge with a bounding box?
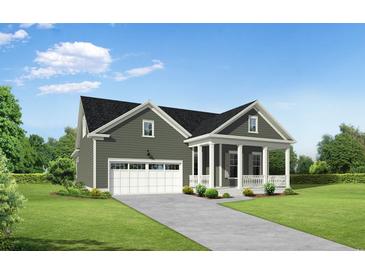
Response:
[291,173,365,184]
[11,173,52,184]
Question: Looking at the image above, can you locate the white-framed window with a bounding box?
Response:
[252,152,261,175]
[248,115,258,133]
[228,151,237,178]
[142,120,154,137]
[82,115,87,138]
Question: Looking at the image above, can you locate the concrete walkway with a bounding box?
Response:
[114,194,353,251]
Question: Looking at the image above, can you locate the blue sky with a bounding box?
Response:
[1,23,365,158]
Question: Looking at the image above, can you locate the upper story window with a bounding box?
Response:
[142,120,154,137]
[82,115,87,138]
[248,115,258,133]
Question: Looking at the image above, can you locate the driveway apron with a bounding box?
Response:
[114,194,353,251]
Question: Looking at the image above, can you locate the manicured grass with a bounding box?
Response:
[12,184,207,251]
[222,184,365,250]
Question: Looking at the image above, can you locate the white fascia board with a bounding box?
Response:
[210,100,258,134]
[87,133,110,138]
[255,108,287,140]
[186,133,295,148]
[89,101,191,139]
[71,149,80,158]
[255,101,296,142]
[75,101,84,149]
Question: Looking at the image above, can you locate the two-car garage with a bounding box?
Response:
[109,159,183,195]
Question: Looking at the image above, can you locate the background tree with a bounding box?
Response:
[296,155,314,174]
[28,134,53,172]
[0,86,25,172]
[54,127,76,159]
[0,149,26,240]
[318,125,365,173]
[269,146,297,175]
[309,161,329,174]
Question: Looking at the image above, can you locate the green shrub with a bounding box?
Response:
[242,188,254,197]
[47,157,75,186]
[183,186,194,195]
[291,173,365,184]
[74,181,85,190]
[195,184,207,197]
[90,188,102,197]
[264,182,276,195]
[283,188,298,195]
[102,191,112,198]
[222,193,231,198]
[11,173,51,184]
[309,161,329,174]
[204,188,218,199]
[350,166,365,173]
[0,150,26,239]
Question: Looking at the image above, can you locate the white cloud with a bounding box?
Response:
[38,81,101,95]
[114,60,164,81]
[0,29,29,46]
[19,23,55,29]
[23,41,112,80]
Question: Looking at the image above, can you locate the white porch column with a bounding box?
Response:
[263,146,268,184]
[191,147,195,175]
[209,142,215,188]
[219,144,223,187]
[237,144,243,189]
[285,147,291,188]
[197,145,203,185]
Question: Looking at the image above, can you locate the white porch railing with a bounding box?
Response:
[189,175,209,187]
[242,175,286,188]
[242,175,264,187]
[268,175,286,187]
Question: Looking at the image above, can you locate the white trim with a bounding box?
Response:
[186,133,296,145]
[263,146,268,184]
[255,101,296,141]
[285,147,291,188]
[256,109,287,140]
[107,158,183,193]
[209,142,215,188]
[228,150,238,179]
[71,149,80,158]
[82,115,87,138]
[248,115,258,134]
[192,147,195,175]
[87,133,110,139]
[142,119,155,138]
[251,151,262,175]
[237,144,243,189]
[219,144,222,187]
[89,101,191,138]
[211,101,257,134]
[93,139,96,188]
[197,145,203,185]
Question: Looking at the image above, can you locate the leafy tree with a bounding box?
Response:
[296,155,314,174]
[269,146,297,175]
[54,127,76,159]
[309,161,329,174]
[47,157,75,189]
[0,149,26,239]
[13,137,37,173]
[0,86,25,171]
[28,134,53,171]
[318,132,365,173]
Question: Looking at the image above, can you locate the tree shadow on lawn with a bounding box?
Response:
[10,237,152,251]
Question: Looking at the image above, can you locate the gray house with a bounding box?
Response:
[72,96,295,195]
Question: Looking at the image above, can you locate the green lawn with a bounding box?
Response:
[222,184,365,250]
[12,184,207,251]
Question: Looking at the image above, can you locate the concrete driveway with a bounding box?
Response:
[114,194,353,251]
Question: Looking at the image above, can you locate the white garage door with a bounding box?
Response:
[109,160,183,195]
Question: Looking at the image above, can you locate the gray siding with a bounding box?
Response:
[77,133,93,188]
[95,108,192,189]
[219,109,283,140]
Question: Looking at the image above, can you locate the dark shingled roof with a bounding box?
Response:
[80,96,255,137]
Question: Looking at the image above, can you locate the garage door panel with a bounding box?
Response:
[110,160,182,195]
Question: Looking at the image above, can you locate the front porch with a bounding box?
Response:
[187,137,291,194]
